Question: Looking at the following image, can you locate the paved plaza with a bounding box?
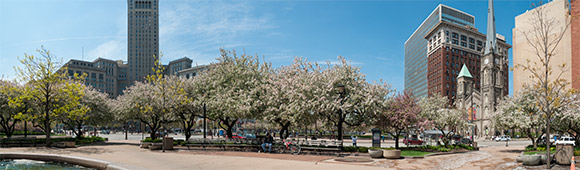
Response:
[2,134,577,170]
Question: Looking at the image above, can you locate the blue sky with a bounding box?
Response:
[0,0,538,94]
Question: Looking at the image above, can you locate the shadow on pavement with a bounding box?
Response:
[499,149,523,153]
[23,147,113,155]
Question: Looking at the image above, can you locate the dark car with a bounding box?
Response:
[403,138,424,145]
[457,138,472,144]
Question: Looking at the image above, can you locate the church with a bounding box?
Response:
[455,0,510,138]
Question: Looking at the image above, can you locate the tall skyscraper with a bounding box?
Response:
[128,0,159,82]
[513,0,580,92]
[405,4,475,98]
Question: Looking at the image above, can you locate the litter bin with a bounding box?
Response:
[163,137,174,150]
[555,144,573,164]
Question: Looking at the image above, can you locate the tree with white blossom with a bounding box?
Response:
[315,57,388,141]
[199,49,271,138]
[491,87,544,149]
[261,58,326,139]
[419,95,466,147]
[60,86,113,139]
[115,58,176,140]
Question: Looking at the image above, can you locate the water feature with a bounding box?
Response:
[0,159,96,170]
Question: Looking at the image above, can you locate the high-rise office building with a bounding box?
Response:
[405,4,475,98]
[127,0,159,82]
[513,0,580,92]
[62,0,196,98]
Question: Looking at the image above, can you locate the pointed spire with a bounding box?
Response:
[484,0,497,55]
[457,64,473,78]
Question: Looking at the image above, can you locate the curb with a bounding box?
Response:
[0,152,129,170]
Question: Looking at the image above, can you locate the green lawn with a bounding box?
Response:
[401,150,433,157]
[524,150,556,155]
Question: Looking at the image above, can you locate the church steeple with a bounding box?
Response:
[484,0,497,55]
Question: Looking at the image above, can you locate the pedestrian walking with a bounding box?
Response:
[351,135,358,147]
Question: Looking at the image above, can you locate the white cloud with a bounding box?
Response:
[87,40,126,60]
[318,60,364,66]
[159,1,276,64]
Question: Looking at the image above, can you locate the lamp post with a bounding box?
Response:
[203,103,207,142]
[337,84,345,148]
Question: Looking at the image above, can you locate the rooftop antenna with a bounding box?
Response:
[82,46,84,61]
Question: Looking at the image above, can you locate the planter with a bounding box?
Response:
[368,149,383,158]
[382,149,401,159]
[537,154,554,164]
[56,141,76,148]
[149,143,162,150]
[140,142,152,149]
[522,155,541,166]
[516,152,524,162]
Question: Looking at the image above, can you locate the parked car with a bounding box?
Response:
[229,133,246,139]
[457,138,473,144]
[244,133,257,139]
[554,136,576,146]
[494,135,511,142]
[403,138,424,145]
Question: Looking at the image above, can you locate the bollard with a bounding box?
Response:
[571,156,575,170]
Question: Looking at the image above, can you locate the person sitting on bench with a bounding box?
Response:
[261,133,274,153]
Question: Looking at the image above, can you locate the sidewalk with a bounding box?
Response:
[0,140,386,170]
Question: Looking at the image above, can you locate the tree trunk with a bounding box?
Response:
[394,134,399,149]
[76,124,83,139]
[546,114,551,169]
[221,118,237,139]
[45,113,51,147]
[278,121,290,140]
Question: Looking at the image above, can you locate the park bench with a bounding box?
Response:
[1,137,39,147]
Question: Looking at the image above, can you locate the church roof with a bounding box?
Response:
[457,64,473,78]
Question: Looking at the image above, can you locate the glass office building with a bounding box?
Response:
[404,4,475,98]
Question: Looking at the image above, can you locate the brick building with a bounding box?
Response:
[424,20,510,104]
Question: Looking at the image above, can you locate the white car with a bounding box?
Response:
[554,137,576,146]
[494,135,511,142]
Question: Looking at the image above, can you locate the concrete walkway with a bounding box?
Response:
[1,140,577,170]
[0,140,384,170]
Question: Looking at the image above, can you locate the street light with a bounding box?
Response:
[337,84,345,95]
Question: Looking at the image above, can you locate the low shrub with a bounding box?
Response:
[574,150,580,156]
[173,139,185,146]
[142,138,162,143]
[437,147,451,152]
[75,136,106,145]
[342,146,357,152]
[358,147,369,153]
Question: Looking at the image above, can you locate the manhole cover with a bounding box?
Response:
[334,157,373,162]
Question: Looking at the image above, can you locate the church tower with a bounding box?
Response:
[456,64,474,109]
[479,0,507,136]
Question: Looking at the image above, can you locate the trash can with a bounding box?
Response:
[163,137,174,150]
[555,144,573,165]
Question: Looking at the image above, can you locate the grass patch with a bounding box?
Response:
[401,150,432,157]
[524,150,556,155]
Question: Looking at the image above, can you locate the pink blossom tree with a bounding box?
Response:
[376,91,423,149]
